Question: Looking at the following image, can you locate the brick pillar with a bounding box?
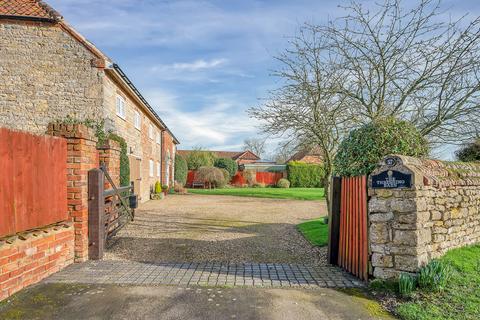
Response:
[47,123,98,262]
[97,139,121,189]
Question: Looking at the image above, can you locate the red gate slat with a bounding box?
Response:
[361,176,368,280]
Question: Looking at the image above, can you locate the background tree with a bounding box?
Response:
[243,137,266,158]
[186,149,216,170]
[456,139,480,162]
[214,157,238,177]
[250,0,480,207]
[174,154,188,186]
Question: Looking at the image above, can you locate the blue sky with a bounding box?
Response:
[48,0,480,158]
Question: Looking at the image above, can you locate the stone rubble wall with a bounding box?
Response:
[368,155,480,279]
[0,20,104,134]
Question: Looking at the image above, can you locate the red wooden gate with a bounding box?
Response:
[337,176,368,280]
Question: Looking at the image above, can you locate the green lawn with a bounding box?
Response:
[394,244,480,320]
[187,187,325,201]
[297,219,329,247]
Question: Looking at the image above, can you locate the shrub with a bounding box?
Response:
[253,182,266,188]
[174,181,187,194]
[154,181,162,194]
[105,133,130,187]
[195,166,226,188]
[287,161,325,187]
[417,260,451,291]
[243,169,256,186]
[277,178,290,188]
[456,139,480,162]
[186,149,216,170]
[174,154,188,186]
[399,273,417,297]
[214,157,238,177]
[219,168,230,182]
[334,117,429,176]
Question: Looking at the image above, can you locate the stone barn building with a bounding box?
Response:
[0,0,179,202]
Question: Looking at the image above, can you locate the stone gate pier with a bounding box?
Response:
[368,155,480,279]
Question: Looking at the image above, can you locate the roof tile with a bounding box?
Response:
[0,0,62,21]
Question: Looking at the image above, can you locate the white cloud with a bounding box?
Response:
[144,90,259,149]
[171,59,227,71]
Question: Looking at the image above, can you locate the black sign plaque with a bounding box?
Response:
[371,170,412,189]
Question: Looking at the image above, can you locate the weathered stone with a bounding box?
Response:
[390,199,416,213]
[370,222,391,244]
[369,212,394,222]
[394,254,428,272]
[368,198,390,213]
[375,189,393,198]
[371,253,393,268]
[393,230,417,246]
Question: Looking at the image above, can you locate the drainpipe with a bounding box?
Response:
[161,129,165,185]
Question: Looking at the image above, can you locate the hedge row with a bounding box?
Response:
[287,161,325,187]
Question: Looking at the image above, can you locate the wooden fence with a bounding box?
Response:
[0,128,68,237]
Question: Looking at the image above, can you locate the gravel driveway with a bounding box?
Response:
[105,194,328,265]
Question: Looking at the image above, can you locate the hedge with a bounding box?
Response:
[333,117,429,176]
[174,154,188,186]
[186,150,216,170]
[287,161,325,187]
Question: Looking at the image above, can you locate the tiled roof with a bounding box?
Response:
[177,150,260,160]
[0,0,62,21]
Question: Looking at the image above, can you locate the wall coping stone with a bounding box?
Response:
[370,154,480,188]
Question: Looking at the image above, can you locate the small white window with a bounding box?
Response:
[149,124,154,140]
[157,161,160,177]
[149,159,154,177]
[156,131,161,144]
[134,110,141,130]
[116,95,126,119]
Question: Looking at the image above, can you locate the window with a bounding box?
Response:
[116,95,126,119]
[156,161,160,177]
[149,124,154,140]
[156,131,161,144]
[134,110,141,130]
[149,159,154,177]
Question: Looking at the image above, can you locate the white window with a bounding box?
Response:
[134,110,141,130]
[156,131,161,144]
[149,159,154,177]
[156,161,161,177]
[149,124,154,140]
[116,95,126,119]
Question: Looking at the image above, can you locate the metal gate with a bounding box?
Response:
[328,176,369,281]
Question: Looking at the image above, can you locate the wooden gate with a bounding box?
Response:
[328,176,369,281]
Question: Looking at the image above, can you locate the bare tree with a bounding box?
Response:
[249,28,351,208]
[319,0,480,144]
[243,137,266,158]
[272,141,297,164]
[250,0,480,208]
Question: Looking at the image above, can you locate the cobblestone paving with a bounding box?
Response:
[45,261,363,289]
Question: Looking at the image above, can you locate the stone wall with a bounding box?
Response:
[368,155,480,279]
[0,20,104,134]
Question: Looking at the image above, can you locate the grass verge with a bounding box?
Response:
[371,244,480,320]
[296,218,329,247]
[187,187,325,201]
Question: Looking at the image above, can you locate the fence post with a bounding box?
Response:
[328,176,342,264]
[88,169,105,260]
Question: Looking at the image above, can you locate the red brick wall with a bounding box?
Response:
[0,224,74,301]
[98,139,121,189]
[47,123,98,262]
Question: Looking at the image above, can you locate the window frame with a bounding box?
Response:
[149,124,154,140]
[156,161,161,177]
[116,95,126,120]
[149,159,154,177]
[134,110,141,130]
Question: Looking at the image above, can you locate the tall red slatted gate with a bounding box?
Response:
[328,176,369,281]
[0,128,68,238]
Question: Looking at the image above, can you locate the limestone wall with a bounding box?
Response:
[368,155,480,279]
[0,20,104,134]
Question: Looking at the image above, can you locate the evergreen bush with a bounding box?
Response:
[287,161,325,187]
[174,154,188,186]
[186,150,216,170]
[456,139,480,162]
[276,178,290,188]
[214,157,238,177]
[334,117,429,176]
